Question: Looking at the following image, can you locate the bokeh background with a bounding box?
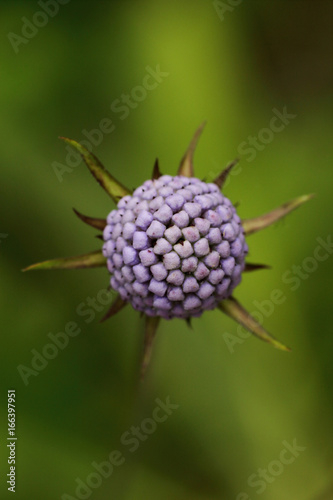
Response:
[1,1,332,499]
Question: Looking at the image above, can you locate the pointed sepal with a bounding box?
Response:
[244,263,271,272]
[22,250,106,272]
[213,158,239,189]
[60,137,132,203]
[73,208,106,231]
[177,122,206,177]
[100,294,127,323]
[218,296,290,351]
[152,158,162,180]
[141,315,160,380]
[242,194,315,236]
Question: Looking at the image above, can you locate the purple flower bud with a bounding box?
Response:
[174,240,194,258]
[103,174,248,319]
[182,226,200,243]
[184,202,202,218]
[163,251,181,270]
[139,248,158,266]
[194,217,210,235]
[146,220,166,239]
[193,238,210,257]
[133,231,150,250]
[154,238,172,255]
[133,264,151,283]
[150,263,168,281]
[172,210,190,228]
[164,225,182,244]
[165,194,185,211]
[167,270,185,286]
[148,279,168,297]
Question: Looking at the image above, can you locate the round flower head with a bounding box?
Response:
[102,176,248,319]
[24,123,313,377]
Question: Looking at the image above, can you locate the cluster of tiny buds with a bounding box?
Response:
[102,175,248,319]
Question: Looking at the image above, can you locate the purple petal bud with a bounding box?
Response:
[230,239,243,257]
[148,278,167,296]
[194,217,210,235]
[184,202,202,218]
[159,186,174,198]
[133,264,151,283]
[107,260,115,273]
[174,240,194,258]
[163,251,181,270]
[181,256,198,273]
[193,238,210,257]
[154,238,172,255]
[202,296,216,310]
[149,195,164,212]
[182,226,200,243]
[194,262,209,280]
[146,220,166,239]
[116,237,126,252]
[208,268,225,285]
[121,210,135,223]
[113,253,123,269]
[127,196,140,210]
[216,277,231,297]
[165,194,185,211]
[182,277,199,293]
[132,280,149,297]
[141,188,157,200]
[222,256,235,275]
[102,240,116,257]
[207,227,222,245]
[164,225,182,244]
[222,223,236,241]
[122,265,135,282]
[167,270,185,286]
[217,205,232,222]
[184,294,201,310]
[153,204,173,223]
[204,210,222,227]
[135,210,153,230]
[172,210,190,228]
[150,262,168,281]
[216,241,230,258]
[167,286,185,301]
[133,200,149,215]
[133,231,150,250]
[103,224,113,241]
[204,250,220,268]
[117,196,131,209]
[176,188,193,201]
[153,296,172,310]
[122,222,136,240]
[123,246,139,265]
[112,223,122,239]
[187,184,203,196]
[194,195,214,210]
[197,281,215,299]
[139,248,158,266]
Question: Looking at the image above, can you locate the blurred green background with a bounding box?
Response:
[1,1,332,499]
